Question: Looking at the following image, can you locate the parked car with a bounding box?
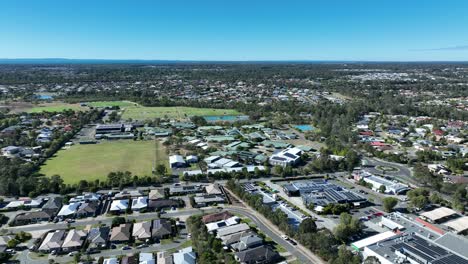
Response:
[68,251,78,256]
[121,246,131,250]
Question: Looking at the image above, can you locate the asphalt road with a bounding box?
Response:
[225,206,323,264]
[362,157,415,184]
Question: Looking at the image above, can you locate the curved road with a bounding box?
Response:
[362,157,415,184]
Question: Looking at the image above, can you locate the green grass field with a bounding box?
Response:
[87,101,137,107]
[40,140,168,184]
[28,103,86,113]
[121,106,241,120]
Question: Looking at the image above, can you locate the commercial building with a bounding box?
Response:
[269,147,302,167]
[169,155,186,168]
[444,216,468,235]
[353,170,410,194]
[284,180,366,208]
[362,233,468,264]
[420,207,458,224]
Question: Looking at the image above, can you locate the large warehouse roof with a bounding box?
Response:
[444,216,468,234]
[420,207,458,222]
[351,231,397,251]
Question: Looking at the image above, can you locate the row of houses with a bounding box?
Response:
[11,189,184,226]
[202,211,280,264]
[102,247,196,264]
[38,218,175,254]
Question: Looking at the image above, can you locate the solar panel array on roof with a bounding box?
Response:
[283,152,297,159]
[390,235,468,264]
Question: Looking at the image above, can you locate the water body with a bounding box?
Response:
[294,124,314,131]
[37,94,53,100]
[203,115,249,122]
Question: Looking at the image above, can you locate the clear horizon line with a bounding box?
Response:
[1,57,468,63]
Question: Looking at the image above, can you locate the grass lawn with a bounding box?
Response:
[121,106,241,120]
[40,140,168,184]
[87,100,137,107]
[28,102,87,113]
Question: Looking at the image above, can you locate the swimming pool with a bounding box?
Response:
[294,124,314,131]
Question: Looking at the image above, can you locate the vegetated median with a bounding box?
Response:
[39,140,169,184]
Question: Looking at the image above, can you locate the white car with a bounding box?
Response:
[281,235,289,240]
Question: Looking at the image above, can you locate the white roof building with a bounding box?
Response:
[206,216,240,232]
[57,202,81,217]
[269,147,302,167]
[131,197,148,210]
[173,246,196,264]
[444,216,468,234]
[420,207,458,223]
[109,199,129,212]
[351,231,397,251]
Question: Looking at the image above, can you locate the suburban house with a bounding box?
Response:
[148,188,166,200]
[14,211,55,225]
[5,198,42,210]
[148,199,180,211]
[132,221,152,241]
[206,216,241,232]
[169,185,204,196]
[220,231,254,247]
[193,194,225,208]
[156,251,173,264]
[57,202,81,218]
[41,197,63,215]
[205,183,223,195]
[234,245,279,264]
[109,199,129,214]
[231,234,263,251]
[202,211,234,224]
[38,230,66,253]
[151,219,172,239]
[103,258,119,264]
[131,197,148,211]
[216,223,251,238]
[110,223,132,243]
[76,201,99,218]
[87,226,110,249]
[61,230,88,252]
[173,247,196,264]
[139,252,155,264]
[114,190,144,199]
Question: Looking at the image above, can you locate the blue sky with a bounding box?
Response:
[1,0,468,61]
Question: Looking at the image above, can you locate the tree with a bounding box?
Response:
[6,238,19,248]
[332,245,361,264]
[378,185,386,193]
[364,256,381,264]
[382,197,398,212]
[333,213,362,242]
[298,218,317,234]
[155,164,167,176]
[111,216,126,227]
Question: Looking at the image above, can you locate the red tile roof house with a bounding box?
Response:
[370,141,388,147]
[202,211,234,224]
[359,131,374,136]
[433,129,445,136]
